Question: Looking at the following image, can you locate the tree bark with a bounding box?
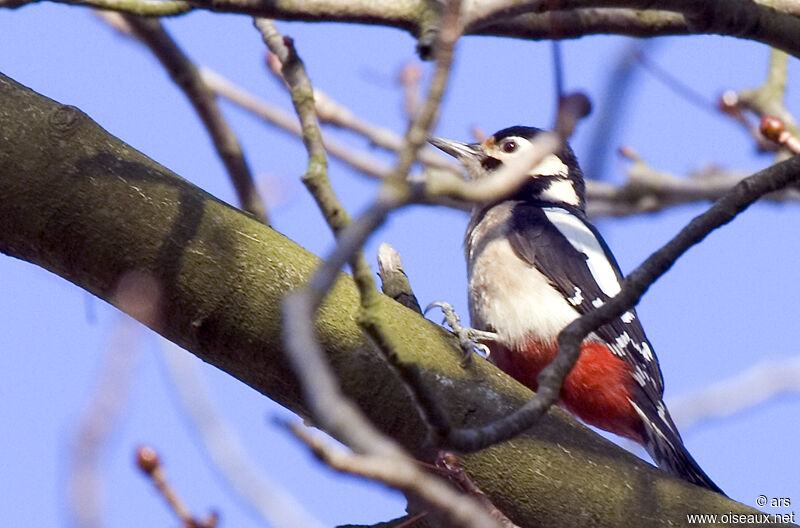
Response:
[0,72,790,527]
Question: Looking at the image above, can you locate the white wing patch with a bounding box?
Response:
[621,311,635,323]
[568,286,583,306]
[632,365,651,387]
[634,340,654,362]
[542,207,622,297]
[614,331,631,351]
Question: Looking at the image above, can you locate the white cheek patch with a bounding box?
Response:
[542,207,622,298]
[529,153,568,177]
[540,179,581,207]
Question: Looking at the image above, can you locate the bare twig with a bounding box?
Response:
[432,452,521,527]
[443,153,800,451]
[255,17,380,313]
[631,47,799,156]
[136,446,218,528]
[669,356,800,431]
[200,67,396,179]
[109,14,268,223]
[279,3,511,527]
[585,149,800,217]
[399,63,422,119]
[761,116,800,154]
[80,0,192,15]
[287,423,512,528]
[160,342,325,528]
[67,271,156,528]
[717,48,800,156]
[635,49,716,113]
[738,49,799,141]
[255,21,351,234]
[584,40,651,181]
[265,53,455,172]
[68,320,140,528]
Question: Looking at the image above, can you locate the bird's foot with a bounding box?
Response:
[425,301,497,366]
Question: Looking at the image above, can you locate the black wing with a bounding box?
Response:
[506,202,665,399]
[506,202,723,493]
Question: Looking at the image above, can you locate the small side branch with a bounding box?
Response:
[117,15,268,223]
[670,355,800,431]
[160,343,325,528]
[136,446,218,528]
[200,67,397,179]
[254,19,375,293]
[738,49,799,142]
[287,423,516,528]
[377,243,422,314]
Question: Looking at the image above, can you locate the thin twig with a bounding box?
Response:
[762,116,800,154]
[136,446,218,528]
[255,17,380,319]
[635,49,717,114]
[551,40,564,103]
[584,40,651,181]
[669,356,800,431]
[287,423,512,528]
[81,0,191,15]
[103,0,391,179]
[160,342,325,528]
[103,13,268,223]
[255,21,349,233]
[265,53,456,172]
[444,154,800,451]
[279,3,509,526]
[68,317,140,528]
[586,144,800,217]
[738,48,799,142]
[717,48,800,156]
[68,271,156,528]
[399,63,422,119]
[200,67,396,179]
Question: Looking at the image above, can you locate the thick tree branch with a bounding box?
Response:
[119,14,269,223]
[0,73,791,527]
[6,1,800,61]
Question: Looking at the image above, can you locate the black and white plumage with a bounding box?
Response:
[430,126,722,494]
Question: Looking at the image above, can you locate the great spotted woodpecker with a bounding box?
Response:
[429,126,723,494]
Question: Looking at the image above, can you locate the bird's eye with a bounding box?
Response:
[501,140,518,153]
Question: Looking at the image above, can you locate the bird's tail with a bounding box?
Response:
[630,400,725,494]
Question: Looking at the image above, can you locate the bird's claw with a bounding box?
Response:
[425,301,496,365]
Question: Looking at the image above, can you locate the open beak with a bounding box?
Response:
[428,137,482,162]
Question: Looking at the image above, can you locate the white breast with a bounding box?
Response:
[466,205,581,346]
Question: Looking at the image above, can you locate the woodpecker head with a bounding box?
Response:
[429,126,586,211]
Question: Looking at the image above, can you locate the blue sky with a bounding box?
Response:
[1,5,799,526]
